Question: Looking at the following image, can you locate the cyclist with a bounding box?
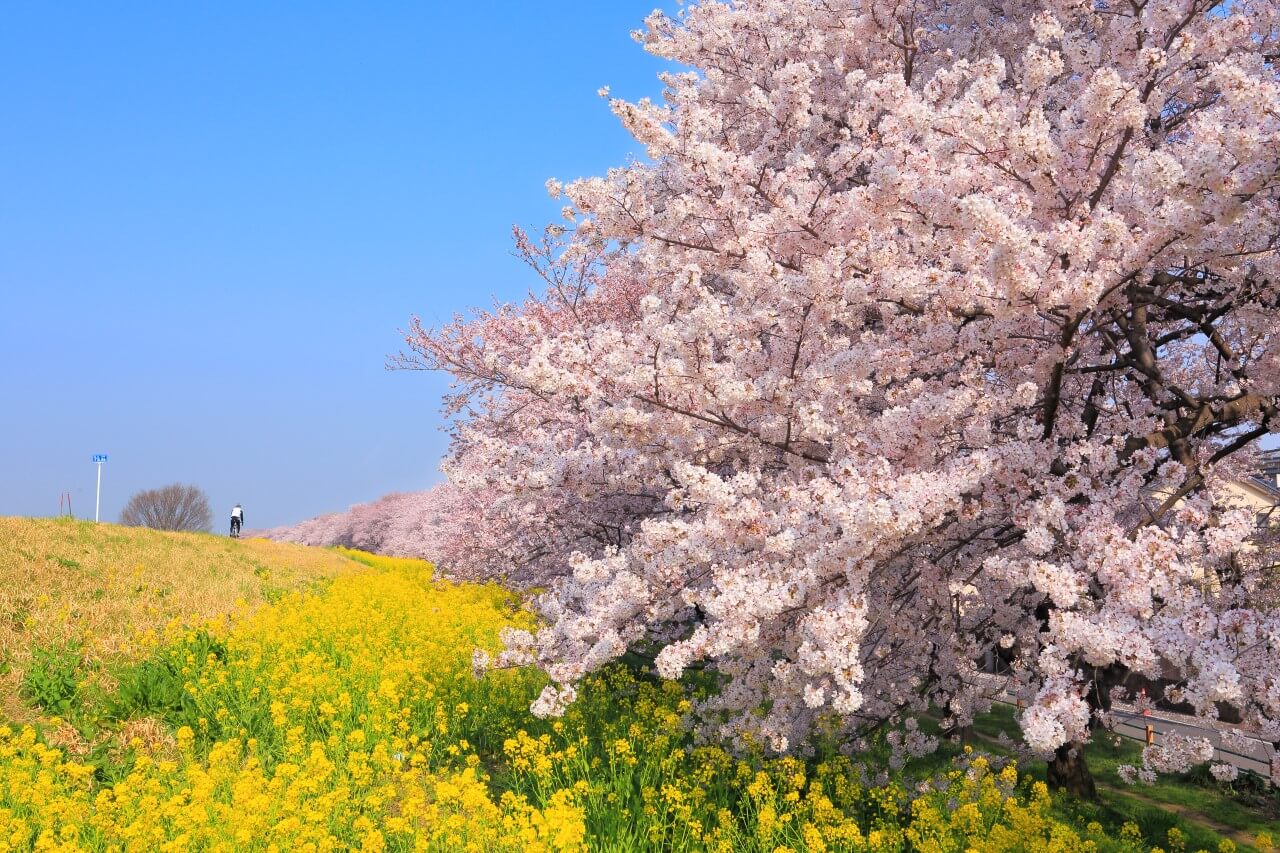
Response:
[230,504,244,537]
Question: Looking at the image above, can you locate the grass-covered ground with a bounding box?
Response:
[914,706,1280,852]
[0,516,356,725]
[0,518,1276,851]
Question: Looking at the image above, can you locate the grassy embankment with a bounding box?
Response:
[915,706,1280,851]
[0,516,356,727]
[0,516,1276,851]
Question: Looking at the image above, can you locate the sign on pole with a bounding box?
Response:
[92,454,108,522]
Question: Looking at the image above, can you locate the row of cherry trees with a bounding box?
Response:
[255,488,453,562]
[255,490,428,555]
[390,0,1280,794]
[256,477,567,586]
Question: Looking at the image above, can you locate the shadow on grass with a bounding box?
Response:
[916,703,1278,852]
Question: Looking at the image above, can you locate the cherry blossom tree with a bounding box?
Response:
[252,510,348,549]
[256,480,564,585]
[255,487,442,559]
[401,0,1280,795]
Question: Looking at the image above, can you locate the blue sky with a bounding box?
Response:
[3,4,1273,530]
[0,2,673,527]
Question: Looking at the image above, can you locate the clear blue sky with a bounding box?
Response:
[0,2,673,527]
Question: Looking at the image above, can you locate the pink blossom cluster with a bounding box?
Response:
[399,0,1280,780]
[1117,731,1230,784]
[254,487,447,558]
[1209,762,1240,783]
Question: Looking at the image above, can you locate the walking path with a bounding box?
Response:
[1111,787,1259,850]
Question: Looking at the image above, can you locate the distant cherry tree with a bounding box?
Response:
[255,493,419,552]
[119,483,212,533]
[255,484,524,581]
[399,0,1280,795]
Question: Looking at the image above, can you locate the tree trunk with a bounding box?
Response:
[941,721,974,744]
[1047,740,1097,799]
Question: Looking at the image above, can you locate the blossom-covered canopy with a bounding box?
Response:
[404,0,1280,783]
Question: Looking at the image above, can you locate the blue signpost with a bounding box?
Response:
[92,454,108,522]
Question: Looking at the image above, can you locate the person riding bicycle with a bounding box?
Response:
[230,504,244,537]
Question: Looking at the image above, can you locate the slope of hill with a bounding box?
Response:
[0,517,1267,851]
[0,516,357,723]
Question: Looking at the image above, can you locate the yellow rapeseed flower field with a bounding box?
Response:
[0,520,1244,851]
[0,517,356,724]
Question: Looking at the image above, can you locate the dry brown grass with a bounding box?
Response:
[0,516,359,723]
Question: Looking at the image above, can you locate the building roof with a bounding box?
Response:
[1249,448,1280,499]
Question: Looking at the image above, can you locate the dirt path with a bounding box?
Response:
[1104,786,1260,849]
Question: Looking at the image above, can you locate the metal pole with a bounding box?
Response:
[95,462,102,523]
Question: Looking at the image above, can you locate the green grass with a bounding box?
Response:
[18,639,85,717]
[5,520,1277,851]
[917,704,1280,852]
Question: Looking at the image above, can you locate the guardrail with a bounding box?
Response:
[986,694,1275,779]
